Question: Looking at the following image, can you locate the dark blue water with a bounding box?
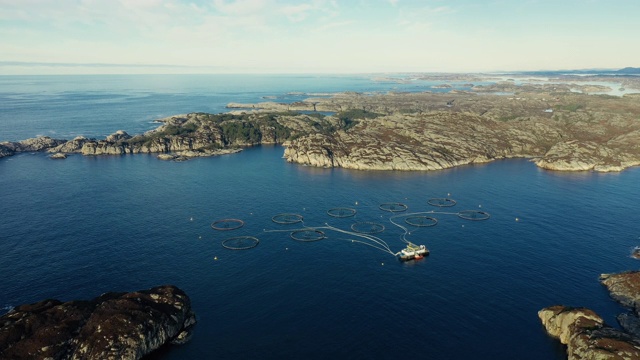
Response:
[1,75,640,359]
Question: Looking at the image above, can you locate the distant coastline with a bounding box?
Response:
[2,74,640,172]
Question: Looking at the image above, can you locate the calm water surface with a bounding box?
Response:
[1,75,639,359]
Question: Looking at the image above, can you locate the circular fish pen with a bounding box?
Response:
[290,229,326,242]
[351,221,385,234]
[458,210,491,221]
[211,218,245,231]
[272,213,304,224]
[327,207,357,218]
[221,236,260,250]
[428,198,457,207]
[405,215,438,227]
[379,202,408,212]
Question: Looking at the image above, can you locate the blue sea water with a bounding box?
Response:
[1,75,640,359]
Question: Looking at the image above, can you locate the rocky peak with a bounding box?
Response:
[105,130,131,143]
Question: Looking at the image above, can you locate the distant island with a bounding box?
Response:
[2,76,640,172]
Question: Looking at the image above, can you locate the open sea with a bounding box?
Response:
[1,74,640,359]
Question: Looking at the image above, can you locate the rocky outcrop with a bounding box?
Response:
[0,285,196,360]
[538,306,640,359]
[156,148,241,161]
[600,272,640,313]
[540,271,640,359]
[50,152,67,159]
[0,136,67,158]
[1,112,325,161]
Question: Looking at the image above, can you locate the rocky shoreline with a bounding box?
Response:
[0,285,195,360]
[2,85,640,172]
[539,271,640,359]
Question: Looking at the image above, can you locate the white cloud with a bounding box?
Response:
[212,0,270,15]
[1,0,639,73]
[280,3,314,22]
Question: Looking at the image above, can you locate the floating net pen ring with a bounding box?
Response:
[405,216,438,227]
[351,221,385,234]
[221,236,260,250]
[327,207,357,218]
[211,218,245,231]
[379,202,408,212]
[427,198,457,207]
[290,229,326,242]
[272,213,304,224]
[457,210,491,221]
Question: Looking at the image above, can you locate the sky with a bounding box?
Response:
[1,0,639,74]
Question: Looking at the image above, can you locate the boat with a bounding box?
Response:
[397,242,429,261]
[631,246,640,260]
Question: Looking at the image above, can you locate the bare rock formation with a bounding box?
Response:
[276,90,640,172]
[538,305,640,359]
[0,285,196,360]
[601,272,640,314]
[285,111,559,171]
[0,136,67,158]
[540,271,640,359]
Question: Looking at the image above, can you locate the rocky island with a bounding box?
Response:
[539,271,640,359]
[2,80,640,172]
[0,285,195,360]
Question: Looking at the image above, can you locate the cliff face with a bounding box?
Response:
[0,285,196,360]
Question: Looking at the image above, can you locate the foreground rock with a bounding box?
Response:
[540,271,640,359]
[538,306,640,359]
[0,285,196,359]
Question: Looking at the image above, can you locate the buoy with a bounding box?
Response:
[199,236,202,239]
[214,256,218,260]
[381,263,384,266]
[355,201,359,205]
[190,217,193,221]
[286,248,288,250]
[515,217,519,222]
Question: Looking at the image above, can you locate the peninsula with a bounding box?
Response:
[2,80,640,172]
